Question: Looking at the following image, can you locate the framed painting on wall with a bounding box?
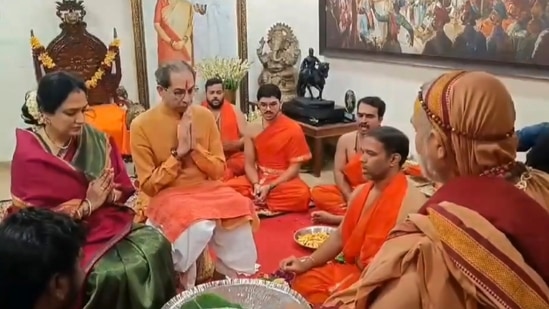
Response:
[318,0,549,70]
[129,0,249,111]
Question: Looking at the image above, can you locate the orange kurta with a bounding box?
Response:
[292,172,409,305]
[310,154,365,215]
[225,115,312,212]
[130,104,258,242]
[202,101,245,180]
[85,103,130,155]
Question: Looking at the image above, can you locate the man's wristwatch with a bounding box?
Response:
[172,147,192,161]
[171,148,182,160]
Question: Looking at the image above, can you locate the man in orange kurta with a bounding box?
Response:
[225,84,312,214]
[279,127,427,306]
[201,78,247,180]
[310,97,385,225]
[130,61,259,288]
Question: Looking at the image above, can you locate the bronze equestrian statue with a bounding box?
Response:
[296,48,330,100]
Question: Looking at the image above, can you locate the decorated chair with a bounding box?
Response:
[30,0,131,157]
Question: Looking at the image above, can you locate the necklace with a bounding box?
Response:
[478,161,531,191]
[515,168,532,190]
[42,127,72,150]
[478,161,515,177]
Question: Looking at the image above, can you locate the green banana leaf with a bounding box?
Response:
[180,293,244,309]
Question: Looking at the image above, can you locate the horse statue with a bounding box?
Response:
[296,61,330,100]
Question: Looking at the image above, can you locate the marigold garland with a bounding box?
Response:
[30,35,120,89]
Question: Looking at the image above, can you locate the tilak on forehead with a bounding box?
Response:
[184,80,194,89]
[414,71,514,141]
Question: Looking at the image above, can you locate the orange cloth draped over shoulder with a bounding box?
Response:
[310,154,365,215]
[292,172,409,306]
[85,104,130,155]
[202,100,245,180]
[225,115,312,212]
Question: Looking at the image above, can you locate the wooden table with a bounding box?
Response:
[298,121,356,177]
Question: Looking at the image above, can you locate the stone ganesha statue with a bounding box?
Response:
[257,22,301,103]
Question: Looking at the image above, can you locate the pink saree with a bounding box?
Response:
[10,124,135,274]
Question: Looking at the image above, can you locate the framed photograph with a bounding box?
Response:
[318,0,549,72]
[129,0,249,111]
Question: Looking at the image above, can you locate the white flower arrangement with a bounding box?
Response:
[25,90,42,123]
[195,57,251,91]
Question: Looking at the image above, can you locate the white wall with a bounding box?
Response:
[0,0,545,162]
[246,0,549,159]
[0,0,138,161]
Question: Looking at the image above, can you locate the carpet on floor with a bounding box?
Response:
[253,211,314,274]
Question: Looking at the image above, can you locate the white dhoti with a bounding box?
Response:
[147,219,257,287]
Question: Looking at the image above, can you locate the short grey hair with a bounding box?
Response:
[155,61,195,88]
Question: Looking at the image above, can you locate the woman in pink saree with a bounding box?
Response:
[9,71,176,309]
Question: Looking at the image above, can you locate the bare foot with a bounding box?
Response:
[311,211,343,225]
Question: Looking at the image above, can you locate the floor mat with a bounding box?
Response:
[254,212,314,274]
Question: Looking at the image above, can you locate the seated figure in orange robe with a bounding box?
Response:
[201,78,247,180]
[130,61,259,289]
[85,103,131,155]
[311,97,385,225]
[225,84,312,214]
[280,127,427,306]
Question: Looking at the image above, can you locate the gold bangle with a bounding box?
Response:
[82,199,92,216]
